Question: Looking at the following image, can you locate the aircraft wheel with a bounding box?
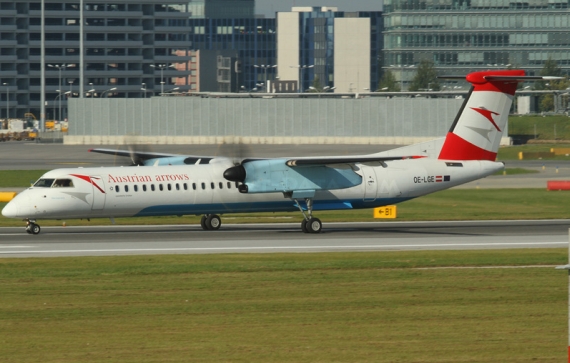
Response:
[206,214,221,230]
[200,215,209,230]
[301,219,309,233]
[306,218,322,234]
[26,227,32,234]
[29,223,41,235]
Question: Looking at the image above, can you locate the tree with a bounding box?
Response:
[377,69,400,92]
[408,60,440,92]
[535,57,568,112]
[308,75,324,92]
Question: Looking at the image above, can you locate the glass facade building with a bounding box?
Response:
[188,17,276,91]
[382,0,570,89]
[0,0,258,119]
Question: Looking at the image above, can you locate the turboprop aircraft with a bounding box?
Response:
[2,70,559,235]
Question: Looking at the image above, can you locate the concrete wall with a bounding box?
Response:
[66,97,464,145]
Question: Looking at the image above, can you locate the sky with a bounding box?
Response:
[255,0,383,17]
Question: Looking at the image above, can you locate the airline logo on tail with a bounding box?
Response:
[438,70,527,161]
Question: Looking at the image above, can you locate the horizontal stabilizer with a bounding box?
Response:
[89,148,179,160]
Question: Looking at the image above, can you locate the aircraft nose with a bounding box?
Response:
[1,201,19,218]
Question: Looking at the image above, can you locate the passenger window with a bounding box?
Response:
[201,182,205,190]
[211,182,215,189]
[116,185,121,192]
[219,182,223,189]
[227,182,231,189]
[184,183,188,190]
[167,184,172,191]
[159,184,163,191]
[193,183,197,190]
[134,185,138,192]
[143,184,147,192]
[151,184,155,191]
[125,185,129,192]
[176,183,180,191]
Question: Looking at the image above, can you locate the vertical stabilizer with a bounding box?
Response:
[438,70,525,161]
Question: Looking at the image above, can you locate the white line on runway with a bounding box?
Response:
[0,246,32,248]
[0,241,566,255]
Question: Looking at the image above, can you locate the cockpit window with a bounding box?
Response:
[33,178,55,188]
[52,179,74,188]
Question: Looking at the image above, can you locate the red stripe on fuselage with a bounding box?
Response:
[438,132,497,161]
[70,174,106,194]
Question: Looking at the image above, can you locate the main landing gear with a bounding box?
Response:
[293,198,322,234]
[25,220,41,235]
[200,214,221,231]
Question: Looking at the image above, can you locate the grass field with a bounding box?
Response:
[1,249,566,363]
[509,114,570,141]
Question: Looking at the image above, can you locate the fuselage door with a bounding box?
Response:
[361,166,377,202]
[89,175,106,210]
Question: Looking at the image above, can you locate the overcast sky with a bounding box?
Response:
[255,0,383,17]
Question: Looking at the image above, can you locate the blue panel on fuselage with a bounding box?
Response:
[133,198,412,217]
[243,159,362,193]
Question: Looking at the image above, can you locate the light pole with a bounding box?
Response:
[3,82,8,120]
[253,64,277,92]
[150,64,175,96]
[163,87,179,96]
[141,83,146,98]
[101,87,117,98]
[290,65,314,93]
[47,64,67,120]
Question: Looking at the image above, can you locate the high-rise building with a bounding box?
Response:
[382,0,570,90]
[277,7,383,93]
[0,0,259,120]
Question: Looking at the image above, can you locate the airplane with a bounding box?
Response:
[2,70,559,235]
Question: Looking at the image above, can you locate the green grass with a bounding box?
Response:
[2,188,569,227]
[509,114,570,141]
[0,169,47,188]
[497,143,570,160]
[492,167,540,175]
[0,249,565,363]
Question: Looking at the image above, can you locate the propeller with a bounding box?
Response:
[219,137,251,189]
[112,134,152,166]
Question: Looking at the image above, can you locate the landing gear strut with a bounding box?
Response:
[200,214,221,231]
[25,220,41,235]
[293,198,322,234]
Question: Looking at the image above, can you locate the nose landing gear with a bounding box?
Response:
[25,220,41,235]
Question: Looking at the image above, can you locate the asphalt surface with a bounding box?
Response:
[0,220,568,257]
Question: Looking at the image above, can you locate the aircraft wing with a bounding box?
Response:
[284,155,422,167]
[89,148,182,160]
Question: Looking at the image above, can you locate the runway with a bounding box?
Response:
[1,220,568,257]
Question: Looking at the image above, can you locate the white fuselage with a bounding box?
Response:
[2,158,503,221]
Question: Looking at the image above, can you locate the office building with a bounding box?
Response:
[0,0,258,120]
[382,0,570,90]
[277,7,383,93]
